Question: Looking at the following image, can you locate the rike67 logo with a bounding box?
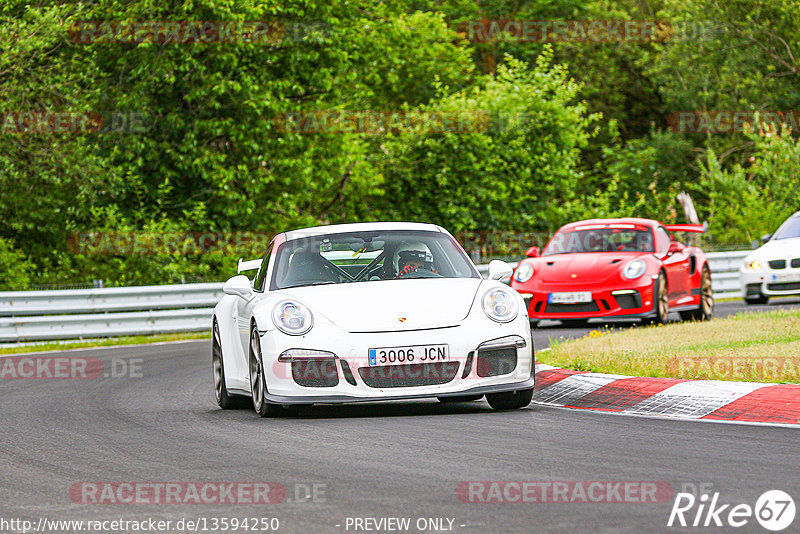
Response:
[668,489,796,531]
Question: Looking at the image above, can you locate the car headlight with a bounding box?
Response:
[272,300,313,335]
[744,259,762,271]
[482,287,519,323]
[513,263,534,283]
[622,259,647,280]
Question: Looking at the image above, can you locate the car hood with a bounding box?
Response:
[751,237,800,260]
[278,278,484,332]
[534,252,648,283]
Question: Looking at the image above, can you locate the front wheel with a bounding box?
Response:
[249,327,280,417]
[644,272,669,325]
[212,320,246,409]
[680,267,714,321]
[486,387,534,411]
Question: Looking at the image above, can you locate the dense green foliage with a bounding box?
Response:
[1,0,798,288]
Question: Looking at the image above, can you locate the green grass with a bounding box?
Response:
[0,331,210,355]
[541,310,800,383]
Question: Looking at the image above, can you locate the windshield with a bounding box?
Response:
[542,226,654,256]
[270,230,480,290]
[772,213,800,240]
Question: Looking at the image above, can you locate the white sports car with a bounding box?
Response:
[212,222,534,416]
[741,211,800,304]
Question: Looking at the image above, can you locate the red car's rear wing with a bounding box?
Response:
[664,223,707,234]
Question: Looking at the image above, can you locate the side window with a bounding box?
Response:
[253,244,273,292]
[655,227,671,254]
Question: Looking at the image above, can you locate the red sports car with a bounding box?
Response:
[510,218,714,326]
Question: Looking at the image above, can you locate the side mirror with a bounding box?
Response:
[487,260,513,281]
[525,246,540,258]
[223,275,254,300]
[761,234,773,244]
[668,241,684,254]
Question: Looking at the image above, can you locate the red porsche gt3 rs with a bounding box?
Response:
[510,218,714,326]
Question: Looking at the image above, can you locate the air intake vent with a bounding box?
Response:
[476,347,517,377]
[292,359,339,387]
[358,362,459,388]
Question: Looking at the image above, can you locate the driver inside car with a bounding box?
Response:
[393,242,435,278]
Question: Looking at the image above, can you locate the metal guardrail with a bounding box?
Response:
[0,283,224,316]
[0,283,223,342]
[0,251,750,342]
[706,250,750,298]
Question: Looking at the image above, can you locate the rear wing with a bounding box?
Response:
[664,222,707,234]
[237,257,263,273]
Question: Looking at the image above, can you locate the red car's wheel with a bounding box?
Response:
[680,267,713,321]
[644,272,669,325]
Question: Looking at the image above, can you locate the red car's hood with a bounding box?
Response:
[534,252,649,283]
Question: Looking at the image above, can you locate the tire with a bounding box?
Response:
[680,267,714,321]
[486,387,534,411]
[745,294,769,305]
[643,272,669,325]
[249,327,281,417]
[212,319,247,409]
[560,319,589,328]
[437,395,484,403]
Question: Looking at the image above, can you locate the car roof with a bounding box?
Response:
[558,217,659,231]
[282,221,446,241]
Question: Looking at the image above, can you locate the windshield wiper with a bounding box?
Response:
[284,281,337,289]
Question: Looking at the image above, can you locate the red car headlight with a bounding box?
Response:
[622,259,647,280]
[513,263,534,283]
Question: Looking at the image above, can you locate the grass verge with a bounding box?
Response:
[541,310,800,383]
[0,331,210,355]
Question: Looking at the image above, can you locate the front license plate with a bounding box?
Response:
[368,344,450,366]
[548,291,592,304]
[773,272,800,282]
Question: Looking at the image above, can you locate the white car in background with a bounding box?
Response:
[212,222,534,417]
[741,211,800,304]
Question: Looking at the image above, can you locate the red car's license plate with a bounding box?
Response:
[548,291,592,304]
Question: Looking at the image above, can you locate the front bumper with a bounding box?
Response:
[520,277,657,320]
[741,267,800,297]
[256,313,534,404]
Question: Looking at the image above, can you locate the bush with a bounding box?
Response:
[0,238,32,290]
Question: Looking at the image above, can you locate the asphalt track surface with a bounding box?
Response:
[1,298,799,534]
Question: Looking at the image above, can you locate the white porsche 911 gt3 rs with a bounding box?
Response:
[212,222,534,417]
